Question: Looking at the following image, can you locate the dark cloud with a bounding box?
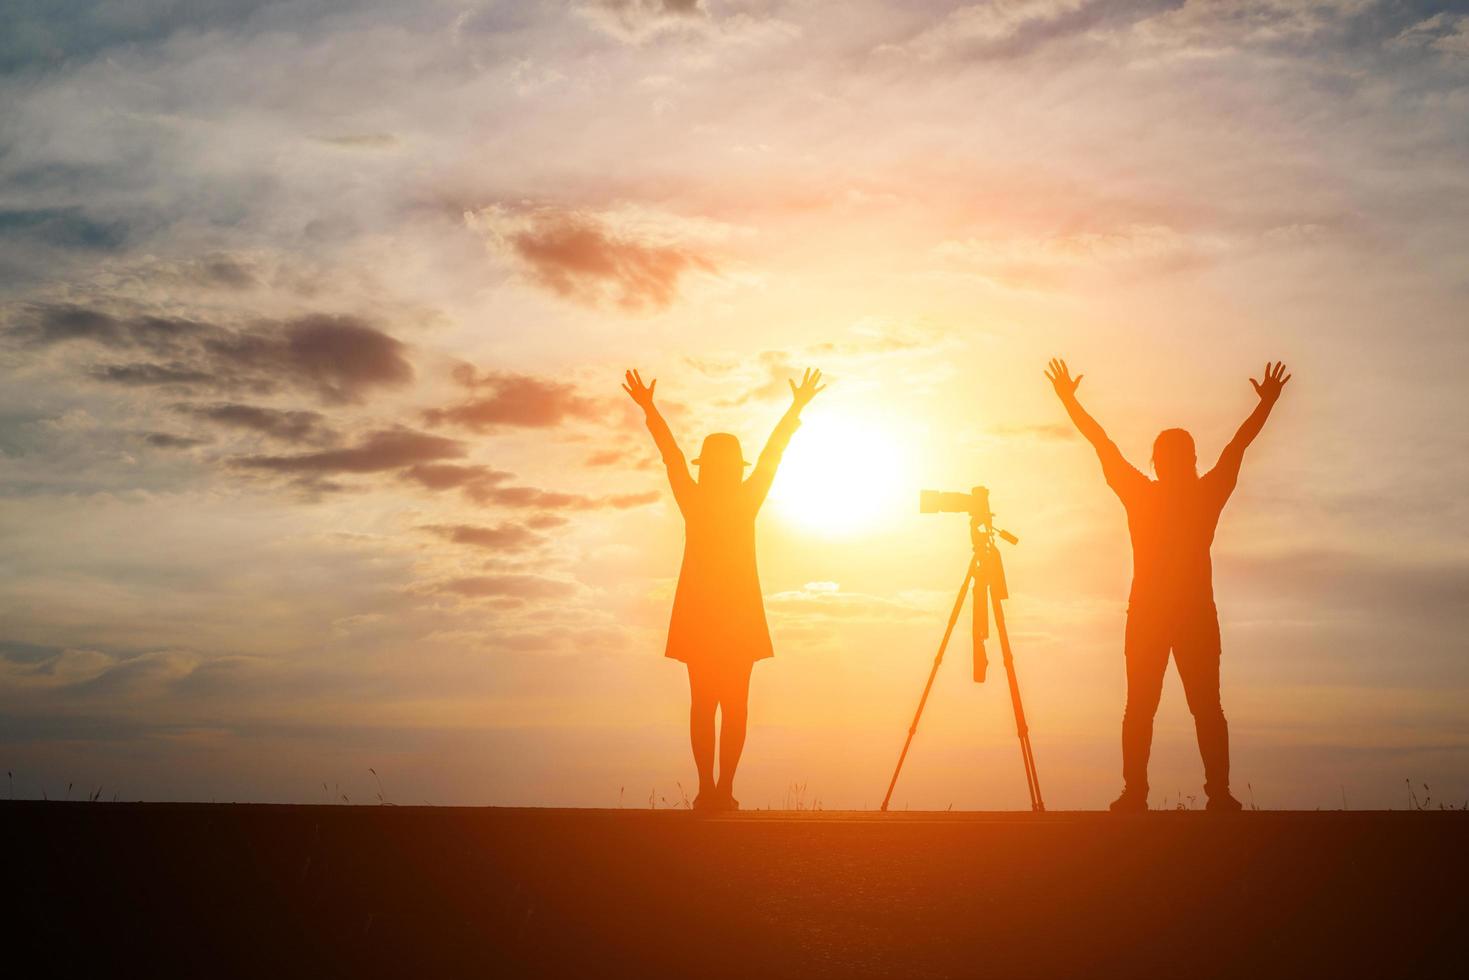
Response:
[401,462,513,493]
[489,208,715,311]
[583,446,658,469]
[12,306,205,351]
[225,435,652,512]
[202,314,414,404]
[0,0,354,74]
[0,207,131,250]
[193,257,259,289]
[176,402,335,445]
[425,367,601,431]
[398,461,658,511]
[91,362,218,387]
[142,431,209,449]
[10,306,413,404]
[315,132,400,149]
[436,574,578,599]
[421,522,544,552]
[233,427,464,475]
[472,485,659,511]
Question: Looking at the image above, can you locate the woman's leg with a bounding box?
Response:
[715,661,754,801]
[687,664,717,799]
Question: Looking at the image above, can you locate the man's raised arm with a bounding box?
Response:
[1046,358,1147,497]
[1209,360,1291,495]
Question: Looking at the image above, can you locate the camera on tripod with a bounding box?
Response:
[881,486,1043,812]
[919,487,1019,545]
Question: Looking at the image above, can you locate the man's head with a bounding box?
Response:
[692,432,748,487]
[1151,428,1198,483]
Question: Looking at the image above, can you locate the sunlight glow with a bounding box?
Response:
[768,414,912,536]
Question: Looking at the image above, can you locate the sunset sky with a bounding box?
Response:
[2,0,1467,810]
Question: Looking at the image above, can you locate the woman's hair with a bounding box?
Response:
[1151,428,1198,481]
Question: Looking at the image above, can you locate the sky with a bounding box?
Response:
[2,0,1467,810]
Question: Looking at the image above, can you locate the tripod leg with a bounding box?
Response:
[990,580,1045,812]
[880,563,975,812]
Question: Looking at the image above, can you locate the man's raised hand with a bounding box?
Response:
[622,369,656,409]
[789,367,826,409]
[1249,361,1291,403]
[1045,358,1083,399]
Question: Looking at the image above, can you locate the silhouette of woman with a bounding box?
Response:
[623,367,825,811]
[1046,358,1291,813]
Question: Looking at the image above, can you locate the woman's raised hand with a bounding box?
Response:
[788,367,826,408]
[622,369,656,408]
[1045,358,1083,399]
[1249,361,1291,403]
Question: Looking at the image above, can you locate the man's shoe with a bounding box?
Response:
[1206,792,1244,812]
[1108,788,1148,813]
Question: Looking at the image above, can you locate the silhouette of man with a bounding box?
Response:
[1046,358,1291,812]
[623,367,825,811]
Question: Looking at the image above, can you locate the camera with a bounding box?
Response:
[919,487,1018,544]
[920,487,991,516]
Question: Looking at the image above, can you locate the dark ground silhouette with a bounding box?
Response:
[6,802,1463,978]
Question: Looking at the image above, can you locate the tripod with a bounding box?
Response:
[880,495,1044,812]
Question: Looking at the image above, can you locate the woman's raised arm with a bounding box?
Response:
[747,368,825,507]
[624,369,694,509]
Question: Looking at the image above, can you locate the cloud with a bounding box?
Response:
[705,323,948,405]
[469,485,659,511]
[466,204,720,311]
[579,0,708,44]
[0,207,132,251]
[401,462,513,493]
[890,0,1091,59]
[233,427,465,475]
[1394,13,1469,56]
[91,362,220,387]
[435,574,578,600]
[202,314,414,405]
[0,0,306,73]
[425,368,600,431]
[934,223,1225,290]
[398,461,658,511]
[314,132,400,149]
[583,447,655,469]
[421,522,545,552]
[174,403,335,445]
[1130,0,1376,54]
[9,306,413,404]
[765,582,928,622]
[11,305,205,351]
[1219,549,1469,625]
[142,431,209,449]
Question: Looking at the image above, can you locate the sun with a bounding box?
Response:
[767,413,911,536]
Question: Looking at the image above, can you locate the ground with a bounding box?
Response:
[6,803,1464,977]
